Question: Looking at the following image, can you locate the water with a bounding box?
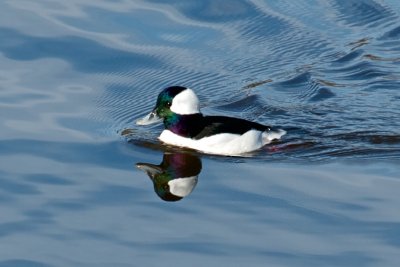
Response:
[0,0,400,266]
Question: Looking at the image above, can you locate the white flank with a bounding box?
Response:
[170,88,200,115]
[168,176,198,197]
[159,129,284,156]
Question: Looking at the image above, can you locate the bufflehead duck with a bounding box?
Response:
[136,86,286,156]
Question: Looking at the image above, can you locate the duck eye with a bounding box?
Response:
[166,101,172,107]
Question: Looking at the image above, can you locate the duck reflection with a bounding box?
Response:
[136,152,202,202]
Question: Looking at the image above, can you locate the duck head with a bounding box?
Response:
[136,86,200,125]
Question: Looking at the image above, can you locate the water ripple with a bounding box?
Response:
[330,0,397,28]
[1,0,399,162]
[1,2,400,267]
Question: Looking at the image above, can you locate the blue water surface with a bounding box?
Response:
[1,1,400,266]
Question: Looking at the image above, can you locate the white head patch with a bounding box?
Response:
[170,88,200,115]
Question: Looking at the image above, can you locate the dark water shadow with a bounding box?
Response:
[146,0,256,23]
[330,0,396,27]
[0,27,162,73]
[0,139,132,170]
[0,260,54,267]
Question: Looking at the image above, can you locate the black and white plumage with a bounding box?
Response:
[136,86,286,156]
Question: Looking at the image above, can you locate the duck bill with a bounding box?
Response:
[136,110,162,125]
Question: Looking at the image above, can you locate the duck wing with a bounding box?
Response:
[193,116,270,140]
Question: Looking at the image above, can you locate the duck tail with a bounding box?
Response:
[263,128,286,142]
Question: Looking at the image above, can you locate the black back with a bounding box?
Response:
[192,116,270,139]
[165,114,271,139]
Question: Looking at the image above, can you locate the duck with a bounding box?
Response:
[136,86,286,156]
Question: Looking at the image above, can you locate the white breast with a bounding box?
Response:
[159,129,272,156]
